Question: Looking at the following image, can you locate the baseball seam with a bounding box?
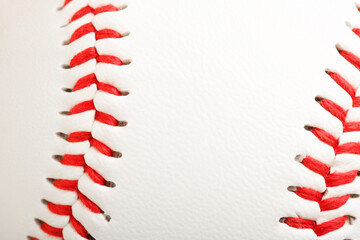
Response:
[29,0,129,239]
[280,5,360,238]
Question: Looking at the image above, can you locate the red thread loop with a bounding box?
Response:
[89,138,113,157]
[73,73,97,91]
[78,191,103,213]
[320,195,350,211]
[96,29,122,40]
[70,23,96,43]
[316,97,348,124]
[313,216,348,237]
[338,49,360,71]
[69,100,95,115]
[41,222,63,238]
[67,131,92,142]
[282,217,315,229]
[61,154,86,166]
[70,215,89,238]
[69,47,123,68]
[292,187,323,202]
[53,179,78,191]
[95,111,119,126]
[325,170,358,187]
[70,4,119,23]
[336,142,360,155]
[307,126,338,147]
[344,121,360,132]
[326,71,356,99]
[299,156,330,179]
[85,165,106,185]
[70,6,93,23]
[48,202,72,216]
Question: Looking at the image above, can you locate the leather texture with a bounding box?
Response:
[1,0,360,239]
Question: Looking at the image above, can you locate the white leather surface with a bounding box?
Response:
[2,0,360,239]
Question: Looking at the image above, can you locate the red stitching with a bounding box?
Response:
[73,73,122,96]
[32,1,128,239]
[70,4,119,23]
[47,202,73,216]
[41,222,63,238]
[281,12,360,236]
[69,215,89,238]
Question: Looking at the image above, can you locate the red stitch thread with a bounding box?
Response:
[70,4,119,23]
[67,131,92,142]
[282,41,360,236]
[313,216,349,237]
[292,187,323,202]
[336,142,360,155]
[47,202,72,216]
[70,47,123,68]
[89,138,113,157]
[306,126,338,147]
[40,222,63,238]
[84,165,106,185]
[73,73,122,96]
[325,170,358,187]
[320,195,350,211]
[53,179,78,191]
[69,100,95,115]
[316,97,348,124]
[69,23,122,43]
[78,191,103,213]
[60,154,86,166]
[298,156,330,178]
[34,2,128,239]
[282,217,315,229]
[69,215,89,238]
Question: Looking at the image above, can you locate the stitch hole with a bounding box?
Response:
[62,64,71,69]
[53,155,63,161]
[294,154,304,162]
[287,186,297,192]
[62,87,73,92]
[57,6,63,11]
[121,91,130,96]
[105,181,116,188]
[119,4,128,10]
[357,171,360,176]
[46,178,56,185]
[335,43,343,53]
[355,2,360,10]
[345,21,353,30]
[279,217,286,223]
[62,39,70,46]
[118,121,128,127]
[60,23,69,28]
[121,32,130,37]
[350,194,359,198]
[112,151,122,158]
[104,214,111,222]
[60,111,70,115]
[88,234,96,240]
[56,132,69,140]
[304,125,313,131]
[122,59,132,65]
[315,96,324,102]
[41,199,49,205]
[347,215,356,224]
[27,237,37,240]
[325,68,333,75]
[34,218,43,226]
